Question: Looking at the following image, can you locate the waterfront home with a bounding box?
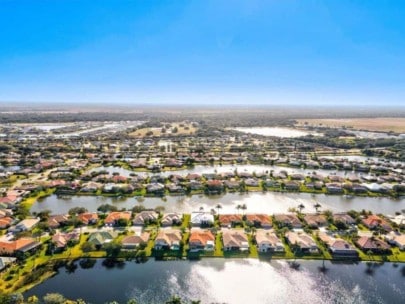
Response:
[387,214,405,228]
[0,256,16,272]
[80,181,102,192]
[161,213,182,226]
[205,180,224,194]
[188,181,204,191]
[87,231,117,248]
[223,180,240,190]
[154,229,182,250]
[133,211,159,226]
[255,230,284,253]
[189,230,215,252]
[333,213,356,226]
[52,231,80,250]
[191,212,214,227]
[284,181,300,191]
[274,214,302,229]
[77,212,99,225]
[146,183,165,195]
[285,231,318,253]
[47,214,70,229]
[219,214,243,227]
[355,236,391,253]
[222,229,249,251]
[104,211,132,227]
[384,232,405,250]
[245,214,272,228]
[362,215,392,232]
[122,232,150,249]
[325,183,343,194]
[303,214,328,228]
[0,238,41,256]
[0,217,13,229]
[12,218,40,232]
[317,232,358,258]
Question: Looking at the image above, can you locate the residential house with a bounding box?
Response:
[0,217,13,229]
[245,214,272,228]
[8,218,39,233]
[189,230,215,252]
[104,211,132,227]
[325,183,343,194]
[0,238,41,256]
[47,214,70,229]
[52,231,80,250]
[154,229,182,250]
[146,183,165,195]
[274,214,302,229]
[222,229,249,251]
[333,213,356,226]
[255,230,284,253]
[285,231,318,253]
[87,231,117,248]
[190,212,214,227]
[161,213,182,226]
[77,213,99,225]
[317,232,358,257]
[355,236,391,253]
[303,214,328,228]
[133,211,159,226]
[385,232,405,250]
[122,232,150,249]
[362,215,392,232]
[219,214,243,227]
[0,257,16,272]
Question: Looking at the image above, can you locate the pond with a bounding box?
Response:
[31,192,405,215]
[25,259,405,304]
[232,127,321,138]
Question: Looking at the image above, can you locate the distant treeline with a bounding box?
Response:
[1,106,405,127]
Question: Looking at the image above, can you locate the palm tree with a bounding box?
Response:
[216,204,222,215]
[241,204,247,215]
[236,204,242,214]
[297,203,305,213]
[314,203,321,213]
[199,206,204,212]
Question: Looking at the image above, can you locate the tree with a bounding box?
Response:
[42,293,66,304]
[241,204,247,215]
[297,204,305,213]
[97,204,118,213]
[314,203,321,213]
[68,207,88,215]
[81,242,96,252]
[165,296,183,304]
[104,241,122,258]
[216,204,222,215]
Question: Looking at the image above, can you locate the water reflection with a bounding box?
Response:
[25,259,405,304]
[31,192,405,215]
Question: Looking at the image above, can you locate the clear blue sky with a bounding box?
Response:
[1,0,404,106]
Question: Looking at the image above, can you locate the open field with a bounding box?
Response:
[296,117,405,133]
[129,122,197,137]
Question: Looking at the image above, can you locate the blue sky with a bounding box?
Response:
[1,0,404,106]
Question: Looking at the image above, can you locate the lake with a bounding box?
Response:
[89,163,369,179]
[25,259,405,304]
[31,192,405,215]
[232,127,321,138]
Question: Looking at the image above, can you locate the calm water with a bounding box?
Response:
[232,127,320,138]
[31,192,405,215]
[25,259,405,304]
[90,164,368,179]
